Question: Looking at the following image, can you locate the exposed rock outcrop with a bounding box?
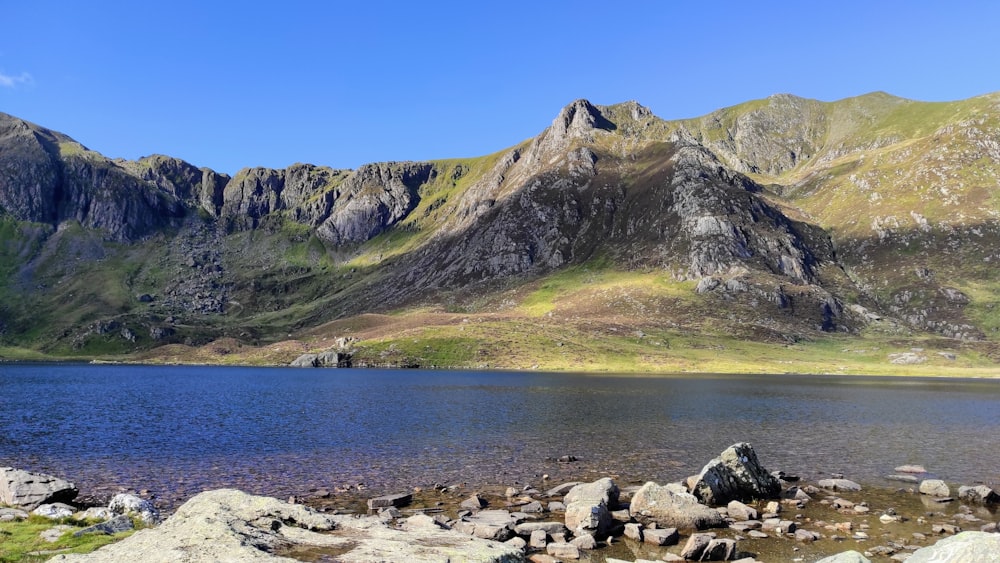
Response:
[51,489,523,563]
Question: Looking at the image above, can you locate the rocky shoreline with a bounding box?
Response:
[3,443,1000,562]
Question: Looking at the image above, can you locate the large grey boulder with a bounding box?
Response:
[51,489,523,562]
[563,477,619,537]
[906,531,1000,562]
[690,443,781,506]
[0,467,78,510]
[630,482,725,530]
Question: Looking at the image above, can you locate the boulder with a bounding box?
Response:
[79,507,115,521]
[453,510,517,541]
[570,533,596,550]
[461,494,489,510]
[367,492,412,509]
[0,467,78,510]
[630,481,725,530]
[680,533,713,560]
[564,501,612,537]
[958,485,999,505]
[529,529,547,548]
[643,527,679,546]
[919,479,950,497]
[33,503,76,519]
[702,538,737,560]
[289,353,318,367]
[545,542,580,559]
[691,443,780,505]
[563,477,619,537]
[906,531,1000,562]
[50,489,523,562]
[726,500,758,521]
[563,477,619,507]
[0,507,30,521]
[109,493,160,524]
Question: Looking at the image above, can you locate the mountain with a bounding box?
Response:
[1,92,998,373]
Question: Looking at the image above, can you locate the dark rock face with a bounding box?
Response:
[0,113,186,241]
[691,442,782,506]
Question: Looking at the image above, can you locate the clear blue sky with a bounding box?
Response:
[3,1,998,175]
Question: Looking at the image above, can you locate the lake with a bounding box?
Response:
[2,364,999,508]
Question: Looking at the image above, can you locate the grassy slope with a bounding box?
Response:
[0,515,133,562]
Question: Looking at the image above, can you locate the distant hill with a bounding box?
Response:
[1,92,998,373]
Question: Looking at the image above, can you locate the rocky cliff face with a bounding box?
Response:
[0,113,186,241]
[1,92,998,353]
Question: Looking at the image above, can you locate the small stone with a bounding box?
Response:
[643,527,679,546]
[795,528,820,542]
[894,465,927,474]
[521,501,544,513]
[0,507,30,521]
[460,494,488,510]
[32,503,75,519]
[931,523,960,534]
[728,500,758,521]
[571,533,597,550]
[624,522,643,540]
[367,492,413,510]
[546,542,580,559]
[681,533,713,560]
[918,479,950,498]
[506,536,527,551]
[530,529,547,548]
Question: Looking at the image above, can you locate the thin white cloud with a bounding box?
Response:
[0,71,34,88]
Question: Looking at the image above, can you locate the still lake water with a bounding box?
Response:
[2,364,999,508]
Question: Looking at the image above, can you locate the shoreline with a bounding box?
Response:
[6,450,999,562]
[2,356,1000,379]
